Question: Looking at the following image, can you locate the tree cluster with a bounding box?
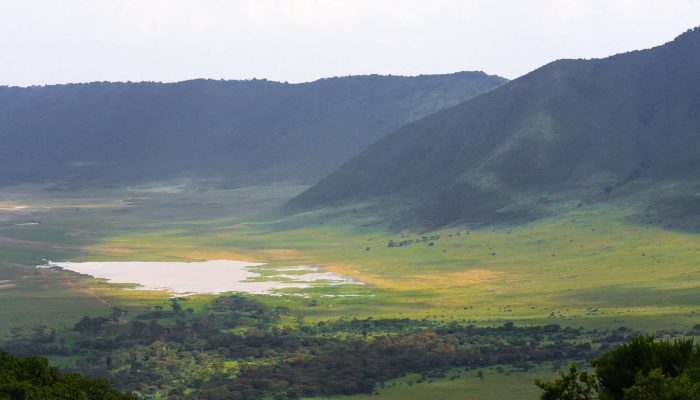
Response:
[536,335,700,400]
[1,295,633,399]
[0,350,135,399]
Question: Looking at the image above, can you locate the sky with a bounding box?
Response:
[1,0,700,86]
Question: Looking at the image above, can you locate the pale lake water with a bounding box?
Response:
[38,260,358,295]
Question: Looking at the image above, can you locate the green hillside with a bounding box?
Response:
[290,27,700,230]
[0,72,505,187]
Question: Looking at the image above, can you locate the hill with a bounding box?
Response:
[0,72,505,187]
[290,27,700,230]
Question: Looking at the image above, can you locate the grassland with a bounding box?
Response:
[308,365,558,400]
[2,182,699,399]
[1,182,700,335]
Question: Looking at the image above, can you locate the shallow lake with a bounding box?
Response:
[38,259,357,295]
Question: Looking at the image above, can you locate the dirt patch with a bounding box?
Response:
[0,206,33,222]
[0,280,15,290]
[0,206,30,211]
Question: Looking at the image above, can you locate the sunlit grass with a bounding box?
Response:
[2,183,700,334]
[84,198,700,330]
[306,364,558,400]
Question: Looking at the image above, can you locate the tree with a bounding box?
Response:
[170,300,183,314]
[535,362,597,400]
[536,336,700,400]
[74,316,110,334]
[0,350,135,399]
[111,307,128,324]
[594,335,695,400]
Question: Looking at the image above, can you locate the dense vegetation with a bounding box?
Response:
[291,27,700,230]
[0,350,134,399]
[1,295,637,399]
[536,335,700,399]
[0,72,504,187]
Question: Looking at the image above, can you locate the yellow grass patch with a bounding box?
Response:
[180,250,259,263]
[257,248,305,260]
[92,246,139,255]
[410,269,512,288]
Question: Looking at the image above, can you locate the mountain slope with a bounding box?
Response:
[0,72,506,187]
[290,27,700,229]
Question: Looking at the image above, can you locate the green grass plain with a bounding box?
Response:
[1,182,699,399]
[309,365,558,400]
[2,183,700,331]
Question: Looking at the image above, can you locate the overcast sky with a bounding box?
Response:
[1,0,699,86]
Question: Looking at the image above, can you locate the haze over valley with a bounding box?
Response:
[2,3,700,399]
[0,72,504,186]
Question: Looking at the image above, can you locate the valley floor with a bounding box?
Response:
[1,182,698,398]
[306,365,556,400]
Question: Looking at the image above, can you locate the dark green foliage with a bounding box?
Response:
[291,27,700,229]
[0,72,505,187]
[594,335,696,400]
[74,316,110,334]
[0,350,135,399]
[535,362,597,400]
[3,297,608,399]
[623,368,700,400]
[536,335,700,400]
[627,195,700,233]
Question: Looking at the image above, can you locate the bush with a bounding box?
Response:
[536,335,700,400]
[0,350,135,399]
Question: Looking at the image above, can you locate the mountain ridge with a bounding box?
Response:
[0,71,506,187]
[289,27,700,229]
[1,71,500,89]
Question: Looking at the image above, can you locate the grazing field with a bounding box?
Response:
[309,365,558,400]
[1,182,700,335]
